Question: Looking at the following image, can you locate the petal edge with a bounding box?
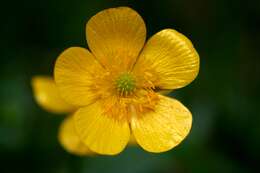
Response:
[31,76,75,113]
[54,47,104,106]
[74,102,130,155]
[131,95,192,153]
[86,7,146,71]
[59,115,93,156]
[134,29,199,90]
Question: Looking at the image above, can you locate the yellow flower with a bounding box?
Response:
[54,7,199,155]
[31,76,93,156]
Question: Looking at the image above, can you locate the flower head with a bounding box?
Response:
[54,7,200,155]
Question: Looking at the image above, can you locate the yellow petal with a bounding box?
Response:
[128,134,137,146]
[131,95,192,153]
[157,89,172,96]
[54,47,105,106]
[31,76,75,113]
[134,29,199,90]
[74,102,130,155]
[86,7,146,71]
[58,115,93,156]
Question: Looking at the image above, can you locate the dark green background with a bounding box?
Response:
[1,0,259,173]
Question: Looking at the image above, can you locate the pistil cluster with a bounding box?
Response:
[115,72,136,96]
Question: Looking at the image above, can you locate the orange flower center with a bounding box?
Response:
[92,70,159,122]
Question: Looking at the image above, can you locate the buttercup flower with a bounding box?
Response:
[31,76,92,155]
[54,7,200,155]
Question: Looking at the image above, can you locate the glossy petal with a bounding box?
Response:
[54,47,105,106]
[156,89,172,96]
[86,7,146,71]
[134,29,199,89]
[128,134,137,145]
[58,115,93,156]
[31,76,75,113]
[74,102,130,155]
[131,95,192,153]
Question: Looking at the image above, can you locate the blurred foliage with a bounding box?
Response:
[1,0,260,173]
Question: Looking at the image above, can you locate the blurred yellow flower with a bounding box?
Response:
[54,7,200,155]
[31,76,92,156]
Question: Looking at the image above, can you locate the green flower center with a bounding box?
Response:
[115,73,136,95]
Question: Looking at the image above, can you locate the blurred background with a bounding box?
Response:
[1,0,260,173]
